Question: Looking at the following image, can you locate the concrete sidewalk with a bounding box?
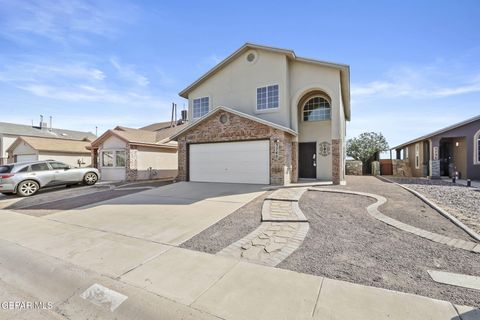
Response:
[1,210,478,319]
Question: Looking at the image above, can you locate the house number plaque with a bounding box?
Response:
[319,141,331,157]
[433,146,439,161]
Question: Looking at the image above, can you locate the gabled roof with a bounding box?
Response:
[0,122,96,141]
[91,125,184,149]
[178,43,351,120]
[170,106,297,141]
[7,136,91,154]
[392,114,480,150]
[140,121,173,131]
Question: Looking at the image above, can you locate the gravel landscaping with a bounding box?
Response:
[181,176,479,306]
[387,177,480,235]
[278,190,480,307]
[338,176,475,241]
[179,191,270,254]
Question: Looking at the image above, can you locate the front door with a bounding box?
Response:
[299,142,316,178]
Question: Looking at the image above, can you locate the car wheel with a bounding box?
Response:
[17,180,40,197]
[83,172,98,185]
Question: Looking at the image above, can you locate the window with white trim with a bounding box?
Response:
[303,96,331,121]
[101,150,126,167]
[193,97,209,119]
[257,84,279,110]
[415,143,420,169]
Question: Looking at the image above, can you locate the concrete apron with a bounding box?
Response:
[0,211,477,320]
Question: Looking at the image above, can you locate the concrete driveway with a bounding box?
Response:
[44,182,266,246]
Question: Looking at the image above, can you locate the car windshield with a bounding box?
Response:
[0,165,12,173]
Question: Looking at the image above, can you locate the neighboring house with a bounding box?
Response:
[392,115,480,180]
[7,136,91,167]
[90,123,184,181]
[0,120,96,165]
[170,43,350,185]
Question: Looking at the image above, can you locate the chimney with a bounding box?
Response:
[49,116,52,131]
[39,115,47,129]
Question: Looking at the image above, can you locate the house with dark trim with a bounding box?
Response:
[392,115,480,180]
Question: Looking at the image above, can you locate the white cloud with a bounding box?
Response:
[0,62,105,82]
[110,58,149,86]
[352,64,480,99]
[19,83,170,108]
[0,0,137,43]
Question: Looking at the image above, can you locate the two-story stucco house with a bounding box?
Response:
[171,43,350,185]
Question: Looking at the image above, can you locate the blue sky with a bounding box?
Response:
[0,0,479,148]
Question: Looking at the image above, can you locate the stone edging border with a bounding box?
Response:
[308,187,480,253]
[377,176,480,242]
[217,222,309,267]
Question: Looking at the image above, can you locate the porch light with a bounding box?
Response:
[455,141,459,147]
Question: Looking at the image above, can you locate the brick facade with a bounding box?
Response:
[176,110,295,185]
[126,144,138,181]
[331,139,341,184]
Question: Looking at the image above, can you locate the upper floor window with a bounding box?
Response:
[303,96,331,121]
[193,97,209,119]
[257,84,279,110]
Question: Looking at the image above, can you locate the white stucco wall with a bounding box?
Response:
[188,49,290,128]
[289,60,343,139]
[38,152,91,168]
[137,147,177,170]
[0,135,18,164]
[97,135,127,181]
[101,135,127,149]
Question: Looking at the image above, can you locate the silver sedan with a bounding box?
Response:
[0,160,100,197]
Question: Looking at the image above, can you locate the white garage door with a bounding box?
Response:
[189,140,270,184]
[16,154,37,163]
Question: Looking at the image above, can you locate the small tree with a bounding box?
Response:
[347,132,389,173]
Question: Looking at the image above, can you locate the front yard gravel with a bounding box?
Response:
[278,190,480,307]
[388,177,480,235]
[179,191,270,254]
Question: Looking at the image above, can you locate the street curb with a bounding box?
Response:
[377,176,480,242]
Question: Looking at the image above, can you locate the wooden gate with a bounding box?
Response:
[380,159,393,175]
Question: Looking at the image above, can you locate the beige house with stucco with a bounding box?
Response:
[7,136,91,167]
[171,43,350,185]
[90,124,184,181]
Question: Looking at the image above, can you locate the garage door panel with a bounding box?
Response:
[189,140,270,184]
[16,155,37,163]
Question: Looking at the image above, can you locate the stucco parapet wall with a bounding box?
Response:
[308,187,480,253]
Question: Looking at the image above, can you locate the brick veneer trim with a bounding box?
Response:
[176,110,295,185]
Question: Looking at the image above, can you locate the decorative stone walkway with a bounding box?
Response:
[309,187,480,253]
[217,187,309,266]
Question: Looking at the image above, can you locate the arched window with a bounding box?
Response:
[303,96,331,121]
